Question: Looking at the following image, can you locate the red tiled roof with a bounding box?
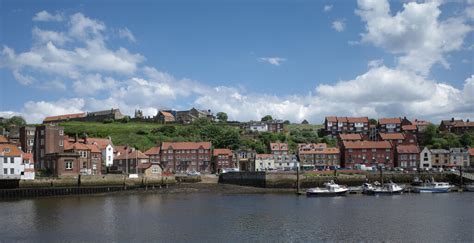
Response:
[22,152,34,164]
[347,117,369,123]
[0,144,22,157]
[412,119,431,126]
[159,111,175,118]
[402,125,417,131]
[161,142,211,150]
[115,149,149,160]
[43,113,86,122]
[213,148,232,156]
[453,121,474,128]
[343,141,392,149]
[339,133,363,140]
[299,147,340,155]
[379,118,401,125]
[86,138,112,150]
[326,116,368,123]
[469,148,474,156]
[144,146,161,155]
[379,133,405,140]
[270,143,288,151]
[397,145,420,154]
[298,143,327,151]
[0,135,8,143]
[256,154,274,159]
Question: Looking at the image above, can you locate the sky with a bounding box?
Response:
[0,0,473,124]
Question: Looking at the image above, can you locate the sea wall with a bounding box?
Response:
[220,171,458,188]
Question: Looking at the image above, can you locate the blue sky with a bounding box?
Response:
[0,0,473,123]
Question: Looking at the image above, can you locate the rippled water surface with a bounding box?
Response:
[1,192,473,242]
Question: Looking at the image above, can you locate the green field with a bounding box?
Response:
[59,120,328,153]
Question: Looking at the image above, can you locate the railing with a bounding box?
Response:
[450,171,474,181]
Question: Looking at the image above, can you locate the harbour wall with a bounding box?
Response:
[219,172,459,188]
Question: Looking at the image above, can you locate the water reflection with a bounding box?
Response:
[0,193,472,242]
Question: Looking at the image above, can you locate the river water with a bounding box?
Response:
[1,192,473,242]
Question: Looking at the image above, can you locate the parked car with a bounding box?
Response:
[187,170,201,176]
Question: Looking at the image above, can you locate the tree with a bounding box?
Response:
[6,116,26,126]
[261,115,273,122]
[369,118,377,125]
[460,133,473,147]
[283,120,290,125]
[216,112,228,122]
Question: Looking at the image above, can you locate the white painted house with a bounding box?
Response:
[0,144,23,179]
[87,137,114,167]
[21,153,35,180]
[419,147,432,169]
[246,121,268,132]
[255,154,275,171]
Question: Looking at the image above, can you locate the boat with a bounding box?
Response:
[362,182,378,194]
[464,184,474,192]
[411,176,422,187]
[412,178,453,193]
[306,181,348,197]
[366,181,404,195]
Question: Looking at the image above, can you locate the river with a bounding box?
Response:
[1,192,473,242]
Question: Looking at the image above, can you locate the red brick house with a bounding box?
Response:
[144,146,161,164]
[395,144,420,169]
[450,120,474,134]
[324,116,369,136]
[64,139,102,175]
[378,133,406,146]
[43,113,86,124]
[113,147,149,174]
[160,142,212,173]
[341,141,394,169]
[378,118,402,133]
[298,143,340,169]
[212,148,234,173]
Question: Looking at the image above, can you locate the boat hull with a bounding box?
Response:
[413,187,451,193]
[463,185,474,192]
[306,191,347,197]
[366,190,403,195]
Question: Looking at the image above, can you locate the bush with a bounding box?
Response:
[103,118,114,124]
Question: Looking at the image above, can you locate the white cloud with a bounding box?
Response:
[21,98,85,123]
[32,10,63,22]
[324,5,333,12]
[367,59,383,68]
[68,13,106,40]
[258,57,287,66]
[331,20,346,32]
[32,27,70,46]
[356,0,472,75]
[118,28,136,43]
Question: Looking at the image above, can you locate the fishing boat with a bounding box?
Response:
[412,178,453,193]
[366,181,404,195]
[362,182,378,194]
[306,181,348,197]
[464,183,474,192]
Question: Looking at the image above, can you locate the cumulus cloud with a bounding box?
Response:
[324,5,333,12]
[331,20,345,32]
[1,5,473,124]
[258,57,287,66]
[118,28,136,43]
[356,0,472,75]
[32,10,63,22]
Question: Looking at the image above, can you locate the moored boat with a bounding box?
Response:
[464,184,474,192]
[306,181,348,197]
[366,181,403,195]
[413,178,453,193]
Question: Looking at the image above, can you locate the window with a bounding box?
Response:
[3,157,7,163]
[28,139,34,146]
[65,161,73,170]
[152,167,159,173]
[10,157,14,163]
[3,148,10,153]
[59,140,63,146]
[59,130,64,135]
[3,168,7,175]
[40,139,44,145]
[41,149,44,157]
[10,168,14,174]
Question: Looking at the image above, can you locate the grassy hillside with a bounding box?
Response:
[60,120,328,153]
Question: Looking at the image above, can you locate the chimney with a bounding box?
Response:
[84,133,88,144]
[467,119,470,122]
[74,134,78,143]
[451,117,454,122]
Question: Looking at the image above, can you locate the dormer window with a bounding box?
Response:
[3,148,10,153]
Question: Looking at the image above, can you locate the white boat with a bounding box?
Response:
[362,182,377,194]
[366,181,404,195]
[464,184,474,192]
[306,181,348,197]
[413,178,453,193]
